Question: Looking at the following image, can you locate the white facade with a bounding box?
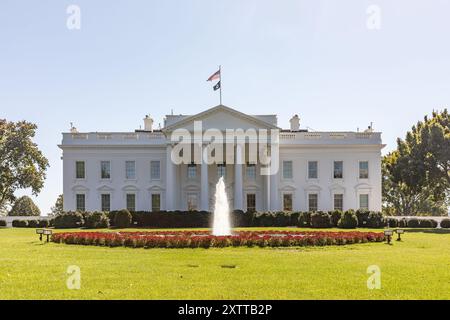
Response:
[59,105,384,213]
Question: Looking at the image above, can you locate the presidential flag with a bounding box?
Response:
[207,69,221,82]
[213,81,221,91]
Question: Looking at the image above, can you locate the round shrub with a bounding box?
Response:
[52,211,84,229]
[330,210,343,227]
[297,211,311,227]
[385,218,398,228]
[355,210,370,227]
[441,219,450,229]
[0,220,6,227]
[27,220,39,228]
[274,212,290,227]
[366,212,385,228]
[407,218,420,228]
[114,209,132,228]
[418,219,438,228]
[311,211,332,228]
[12,220,28,228]
[398,218,407,228]
[38,220,49,228]
[84,211,110,229]
[338,210,358,229]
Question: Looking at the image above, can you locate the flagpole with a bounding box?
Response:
[219,65,222,105]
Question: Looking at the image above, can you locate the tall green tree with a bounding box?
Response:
[0,120,49,208]
[50,194,64,216]
[383,109,449,216]
[8,195,41,216]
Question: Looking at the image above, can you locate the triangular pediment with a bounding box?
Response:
[163,105,279,132]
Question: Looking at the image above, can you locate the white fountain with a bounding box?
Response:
[212,176,232,236]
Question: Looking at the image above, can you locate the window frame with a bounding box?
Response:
[359,194,369,210]
[187,164,197,179]
[246,164,256,181]
[359,161,369,179]
[100,160,111,180]
[125,160,136,180]
[150,160,161,181]
[333,161,343,179]
[126,193,136,212]
[333,193,344,211]
[282,160,293,180]
[151,193,161,212]
[283,193,293,212]
[308,193,318,212]
[307,160,318,180]
[76,193,86,212]
[101,193,111,212]
[246,193,256,213]
[75,161,85,180]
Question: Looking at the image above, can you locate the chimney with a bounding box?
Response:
[143,115,154,132]
[289,115,300,131]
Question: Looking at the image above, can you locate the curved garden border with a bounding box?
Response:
[51,230,385,249]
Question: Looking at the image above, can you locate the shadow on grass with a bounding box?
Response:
[404,228,450,234]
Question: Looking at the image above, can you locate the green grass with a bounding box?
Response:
[1,227,450,300]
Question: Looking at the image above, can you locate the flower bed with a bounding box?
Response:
[51,230,385,249]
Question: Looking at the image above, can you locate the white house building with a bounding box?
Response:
[59,105,384,213]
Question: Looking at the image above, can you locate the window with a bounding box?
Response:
[125,161,136,180]
[76,161,85,179]
[359,161,369,179]
[283,161,293,179]
[187,193,198,211]
[334,194,343,211]
[359,194,369,210]
[76,194,85,212]
[150,161,160,180]
[126,193,136,212]
[151,194,161,212]
[333,161,343,179]
[187,164,197,179]
[101,161,111,179]
[308,193,318,212]
[308,161,318,179]
[247,194,256,213]
[217,164,226,179]
[246,164,256,180]
[283,194,293,212]
[101,194,111,212]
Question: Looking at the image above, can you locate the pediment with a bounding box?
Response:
[72,184,89,192]
[163,105,279,133]
[97,184,114,192]
[122,184,139,192]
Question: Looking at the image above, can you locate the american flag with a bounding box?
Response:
[207,69,221,82]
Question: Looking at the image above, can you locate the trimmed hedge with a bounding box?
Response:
[385,218,398,228]
[407,219,420,228]
[441,219,450,229]
[0,220,7,227]
[12,220,28,228]
[418,219,438,228]
[52,211,84,229]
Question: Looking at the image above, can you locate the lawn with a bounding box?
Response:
[0,227,449,300]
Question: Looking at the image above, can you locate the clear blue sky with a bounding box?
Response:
[1,1,449,214]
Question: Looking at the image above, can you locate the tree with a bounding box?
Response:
[383,109,450,216]
[50,194,64,216]
[0,120,49,208]
[8,195,41,216]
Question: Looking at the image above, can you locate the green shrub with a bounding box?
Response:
[27,220,39,228]
[337,210,358,229]
[274,211,291,227]
[407,219,420,228]
[52,211,84,229]
[355,210,370,227]
[418,219,438,228]
[254,212,276,227]
[8,196,41,216]
[0,220,7,227]
[84,211,109,229]
[398,218,407,228]
[114,209,132,228]
[366,212,385,228]
[12,220,28,228]
[441,219,450,229]
[385,218,398,228]
[329,210,343,227]
[38,220,49,228]
[297,211,311,227]
[311,211,332,228]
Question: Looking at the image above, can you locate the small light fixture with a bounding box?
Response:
[384,229,394,244]
[395,229,405,241]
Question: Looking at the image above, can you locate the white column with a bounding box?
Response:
[201,145,209,211]
[234,144,244,210]
[265,171,271,211]
[269,146,279,211]
[165,144,175,211]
